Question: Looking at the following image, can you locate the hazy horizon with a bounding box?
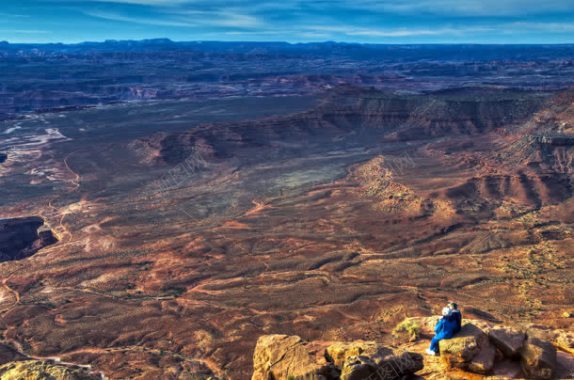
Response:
[3,38,574,46]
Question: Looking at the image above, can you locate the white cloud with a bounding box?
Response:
[0,29,50,34]
[87,0,188,5]
[84,10,196,27]
[174,10,262,28]
[342,0,574,17]
[347,29,464,37]
[307,25,492,38]
[0,13,31,18]
[84,8,263,29]
[54,0,574,42]
[305,21,574,38]
[508,21,574,32]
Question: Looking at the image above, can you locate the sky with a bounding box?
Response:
[1,0,574,44]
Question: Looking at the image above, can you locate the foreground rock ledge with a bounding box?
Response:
[0,360,100,380]
[439,324,496,374]
[251,334,422,380]
[252,318,574,380]
[437,323,560,379]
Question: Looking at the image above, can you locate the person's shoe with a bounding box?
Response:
[426,349,437,356]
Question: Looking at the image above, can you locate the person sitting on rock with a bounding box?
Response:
[426,307,457,356]
[448,301,462,334]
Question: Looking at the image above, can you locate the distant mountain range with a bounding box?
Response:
[2,39,574,61]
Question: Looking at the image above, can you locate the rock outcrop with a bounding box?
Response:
[339,348,423,380]
[0,360,100,380]
[554,331,574,355]
[325,341,392,369]
[252,335,338,380]
[488,327,526,359]
[520,337,557,380]
[0,343,103,380]
[436,322,561,378]
[395,317,571,379]
[252,335,422,380]
[376,351,424,379]
[340,355,379,380]
[439,324,496,374]
[251,316,574,380]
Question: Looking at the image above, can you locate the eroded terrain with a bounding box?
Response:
[1,81,573,378]
[0,37,574,380]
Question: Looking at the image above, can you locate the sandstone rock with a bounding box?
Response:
[556,351,574,379]
[253,336,423,380]
[439,323,495,374]
[525,325,555,341]
[554,331,574,355]
[341,355,379,380]
[376,351,424,378]
[488,327,526,358]
[341,351,423,379]
[252,335,337,380]
[333,342,423,380]
[326,341,391,368]
[0,360,100,380]
[466,342,495,375]
[488,358,525,379]
[439,324,483,364]
[519,336,556,380]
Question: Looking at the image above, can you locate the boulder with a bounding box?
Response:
[340,350,423,380]
[488,327,526,358]
[340,342,424,380]
[341,355,379,380]
[0,360,100,380]
[376,351,424,378]
[520,336,557,380]
[466,342,496,375]
[439,323,495,374]
[326,341,391,368]
[251,335,337,380]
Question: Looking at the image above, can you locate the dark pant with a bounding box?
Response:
[430,336,442,353]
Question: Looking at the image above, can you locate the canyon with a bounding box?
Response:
[0,43,573,379]
[0,217,57,262]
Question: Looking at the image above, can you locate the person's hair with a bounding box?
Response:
[448,302,458,310]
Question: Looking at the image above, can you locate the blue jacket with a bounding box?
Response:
[434,315,458,339]
[451,310,462,334]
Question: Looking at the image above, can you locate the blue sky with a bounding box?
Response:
[1,0,574,44]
